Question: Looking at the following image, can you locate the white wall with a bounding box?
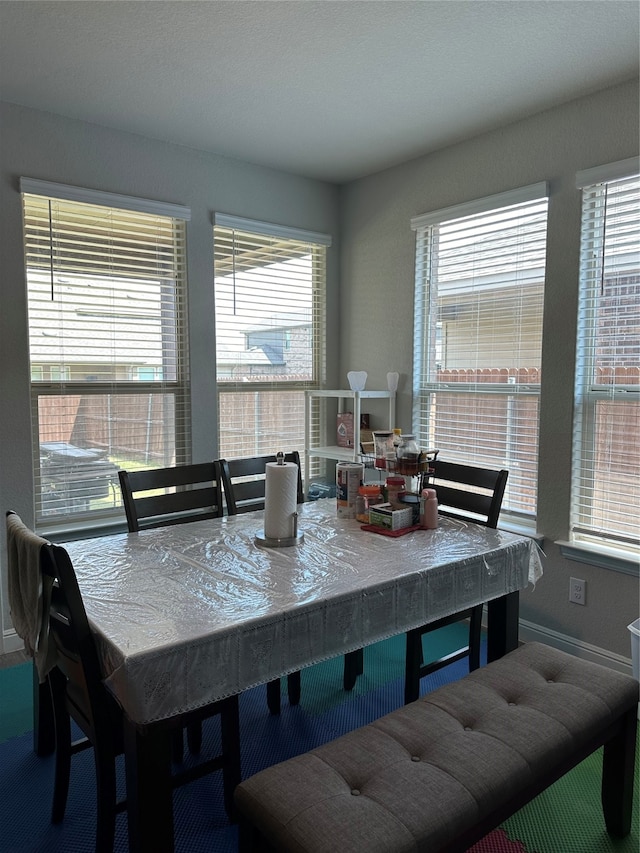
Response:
[338,79,639,662]
[0,101,340,649]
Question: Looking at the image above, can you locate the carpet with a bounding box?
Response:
[1,628,638,853]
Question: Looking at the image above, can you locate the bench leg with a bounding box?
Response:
[602,707,637,837]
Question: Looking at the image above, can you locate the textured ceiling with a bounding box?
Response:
[0,1,638,183]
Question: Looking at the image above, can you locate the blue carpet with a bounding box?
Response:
[0,628,480,852]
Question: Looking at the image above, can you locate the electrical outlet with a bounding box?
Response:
[569,577,586,605]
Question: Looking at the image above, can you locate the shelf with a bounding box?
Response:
[305,389,396,484]
[307,445,366,462]
[309,389,395,400]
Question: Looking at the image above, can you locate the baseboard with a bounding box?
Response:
[1,630,25,656]
[518,618,634,676]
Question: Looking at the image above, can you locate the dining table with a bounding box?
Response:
[61,497,543,853]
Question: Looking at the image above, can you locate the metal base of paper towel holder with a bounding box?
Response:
[255,530,305,548]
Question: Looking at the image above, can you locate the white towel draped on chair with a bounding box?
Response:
[6,511,55,681]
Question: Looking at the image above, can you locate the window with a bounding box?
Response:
[411,184,549,522]
[571,161,640,557]
[213,215,329,474]
[21,179,190,529]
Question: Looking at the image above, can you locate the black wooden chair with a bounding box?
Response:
[404,460,509,705]
[118,461,224,532]
[220,451,304,515]
[118,461,224,755]
[6,510,241,853]
[220,452,306,714]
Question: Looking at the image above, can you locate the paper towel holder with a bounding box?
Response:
[255,511,304,548]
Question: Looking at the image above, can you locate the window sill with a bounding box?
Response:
[498,517,544,548]
[556,540,639,576]
[39,517,128,543]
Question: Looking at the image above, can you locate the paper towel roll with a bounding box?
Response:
[264,461,299,540]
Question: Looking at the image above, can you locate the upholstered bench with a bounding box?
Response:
[235,642,638,853]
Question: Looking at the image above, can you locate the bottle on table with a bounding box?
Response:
[420,488,438,529]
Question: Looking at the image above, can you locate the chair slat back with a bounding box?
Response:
[42,543,105,714]
[220,452,304,515]
[118,461,224,531]
[4,507,111,738]
[430,460,508,528]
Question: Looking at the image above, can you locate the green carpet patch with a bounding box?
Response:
[0,662,33,743]
[501,733,640,853]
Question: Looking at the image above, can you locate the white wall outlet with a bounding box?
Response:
[569,577,586,605]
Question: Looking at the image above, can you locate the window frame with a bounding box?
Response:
[562,160,640,572]
[21,179,192,534]
[411,183,549,528]
[213,214,330,479]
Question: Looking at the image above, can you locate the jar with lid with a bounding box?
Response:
[385,476,406,507]
[355,484,384,523]
[397,434,420,476]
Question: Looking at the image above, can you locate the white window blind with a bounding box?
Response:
[213,216,328,478]
[571,167,640,555]
[21,181,190,530]
[412,185,549,521]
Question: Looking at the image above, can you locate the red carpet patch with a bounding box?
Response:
[468,828,530,852]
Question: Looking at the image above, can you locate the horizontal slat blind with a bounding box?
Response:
[213,220,327,476]
[413,189,548,519]
[571,170,640,552]
[23,190,190,529]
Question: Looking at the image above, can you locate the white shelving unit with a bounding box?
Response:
[304,389,396,479]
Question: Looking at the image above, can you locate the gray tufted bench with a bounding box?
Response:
[234,642,638,853]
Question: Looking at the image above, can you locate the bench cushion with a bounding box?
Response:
[234,642,639,853]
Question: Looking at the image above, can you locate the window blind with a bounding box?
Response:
[412,185,549,520]
[22,184,190,529]
[213,216,328,478]
[571,168,640,554]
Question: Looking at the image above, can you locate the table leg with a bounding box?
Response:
[266,679,281,714]
[124,717,174,853]
[487,590,520,663]
[343,648,364,691]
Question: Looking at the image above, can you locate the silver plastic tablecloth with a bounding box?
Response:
[64,500,543,724]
